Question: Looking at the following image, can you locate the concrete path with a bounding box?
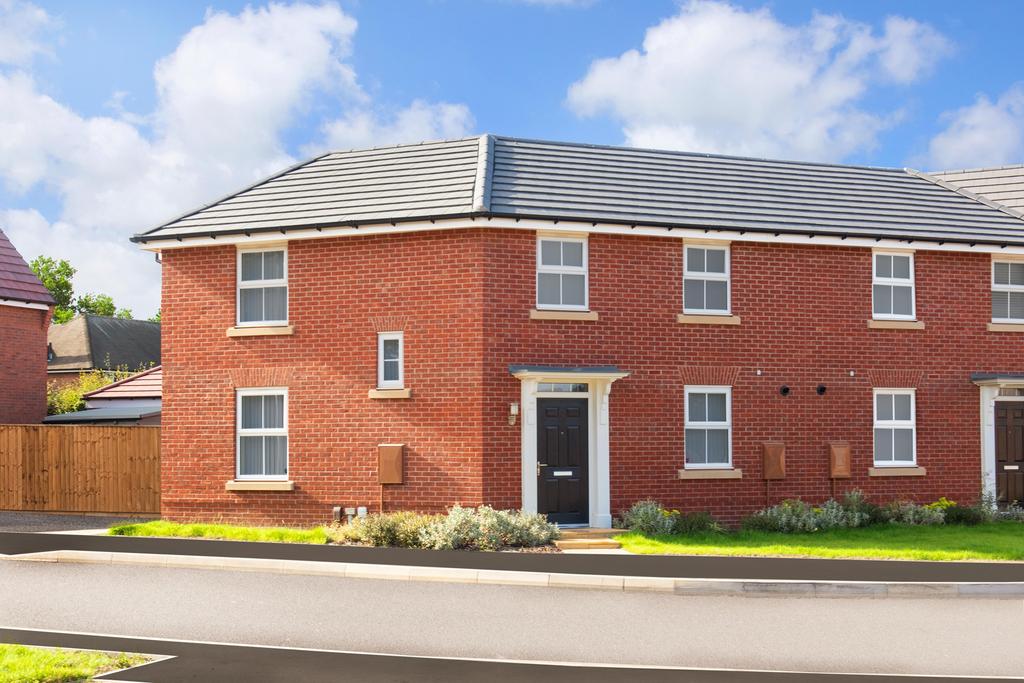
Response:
[0,560,1019,677]
[0,511,142,533]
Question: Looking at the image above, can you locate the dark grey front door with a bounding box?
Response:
[536,398,588,525]
[996,401,1024,505]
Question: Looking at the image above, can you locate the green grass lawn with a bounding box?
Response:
[617,522,1024,562]
[0,644,147,683]
[109,520,328,544]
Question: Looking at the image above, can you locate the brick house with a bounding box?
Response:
[0,228,54,424]
[132,136,1024,526]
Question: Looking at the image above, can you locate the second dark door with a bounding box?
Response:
[996,401,1024,505]
[537,398,589,525]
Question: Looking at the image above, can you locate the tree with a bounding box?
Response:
[29,255,133,322]
[148,308,161,323]
[29,256,76,323]
[47,367,137,415]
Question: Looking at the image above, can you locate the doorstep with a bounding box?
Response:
[6,550,1022,599]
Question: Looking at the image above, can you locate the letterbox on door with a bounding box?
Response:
[378,444,404,484]
[762,442,786,479]
[829,441,851,479]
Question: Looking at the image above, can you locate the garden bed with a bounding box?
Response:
[0,644,148,682]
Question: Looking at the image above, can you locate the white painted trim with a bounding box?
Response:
[0,299,50,311]
[138,216,1024,256]
[236,387,289,481]
[979,385,1024,503]
[236,246,288,327]
[872,388,916,467]
[682,245,731,315]
[514,370,628,528]
[683,385,733,469]
[991,259,1024,323]
[377,331,404,389]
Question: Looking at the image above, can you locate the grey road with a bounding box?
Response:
[0,560,1020,678]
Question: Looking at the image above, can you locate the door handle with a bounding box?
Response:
[537,462,547,476]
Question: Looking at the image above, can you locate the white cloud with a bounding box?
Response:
[566,1,951,161]
[0,2,474,318]
[0,0,55,66]
[926,84,1024,170]
[318,100,474,151]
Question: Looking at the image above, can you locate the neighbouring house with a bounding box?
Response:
[43,365,162,426]
[932,165,1024,215]
[47,314,161,387]
[132,135,1024,527]
[0,228,54,424]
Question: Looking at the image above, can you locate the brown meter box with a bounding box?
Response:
[829,441,851,478]
[762,442,786,479]
[378,444,404,484]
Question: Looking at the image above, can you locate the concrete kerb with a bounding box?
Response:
[7,550,1023,599]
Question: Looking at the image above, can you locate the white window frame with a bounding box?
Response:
[872,251,915,321]
[377,332,404,389]
[236,387,288,481]
[237,246,289,327]
[683,244,731,315]
[536,235,589,311]
[683,385,733,469]
[872,388,916,467]
[991,260,1024,323]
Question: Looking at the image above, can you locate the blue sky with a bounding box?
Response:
[1,0,1022,317]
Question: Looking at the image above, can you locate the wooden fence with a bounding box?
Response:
[0,425,160,514]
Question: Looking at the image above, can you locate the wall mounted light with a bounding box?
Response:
[509,402,520,426]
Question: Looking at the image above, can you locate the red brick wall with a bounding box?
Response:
[162,227,1016,525]
[0,304,51,424]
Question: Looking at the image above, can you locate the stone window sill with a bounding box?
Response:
[867,320,925,330]
[226,325,294,338]
[987,322,1024,332]
[677,468,743,480]
[368,388,412,399]
[225,480,294,491]
[868,466,926,477]
[677,314,741,326]
[530,309,599,321]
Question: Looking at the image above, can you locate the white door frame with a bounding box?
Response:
[512,369,628,528]
[977,380,1024,502]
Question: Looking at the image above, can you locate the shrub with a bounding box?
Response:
[672,510,723,535]
[328,511,441,548]
[418,505,559,551]
[620,500,676,535]
[925,497,957,511]
[885,501,945,525]
[971,491,998,523]
[942,505,985,526]
[999,502,1024,522]
[743,497,871,534]
[841,490,886,526]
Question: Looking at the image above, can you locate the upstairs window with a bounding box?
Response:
[536,236,588,310]
[237,388,288,480]
[238,247,288,326]
[872,252,915,320]
[873,389,916,467]
[377,332,404,389]
[684,386,732,468]
[684,245,730,314]
[992,261,1024,323]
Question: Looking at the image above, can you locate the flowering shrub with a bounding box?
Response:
[619,500,721,535]
[418,505,559,551]
[743,495,871,533]
[327,511,440,548]
[884,502,945,526]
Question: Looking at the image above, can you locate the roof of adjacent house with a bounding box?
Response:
[0,227,55,306]
[83,365,162,400]
[47,314,161,373]
[931,165,1024,214]
[132,135,1024,247]
[42,406,161,423]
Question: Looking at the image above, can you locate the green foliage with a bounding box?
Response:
[0,643,147,683]
[925,497,957,510]
[109,520,329,544]
[619,500,722,535]
[148,308,162,323]
[672,510,723,535]
[884,501,945,525]
[29,254,134,323]
[327,511,441,548]
[1000,502,1024,522]
[942,505,985,526]
[46,366,140,415]
[418,505,560,550]
[742,498,870,534]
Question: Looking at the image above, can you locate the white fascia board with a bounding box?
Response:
[136,216,1024,256]
[0,298,50,311]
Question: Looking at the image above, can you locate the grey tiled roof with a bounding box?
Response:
[931,165,1024,214]
[133,135,1024,246]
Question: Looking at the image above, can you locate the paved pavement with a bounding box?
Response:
[0,560,1019,677]
[0,511,142,533]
